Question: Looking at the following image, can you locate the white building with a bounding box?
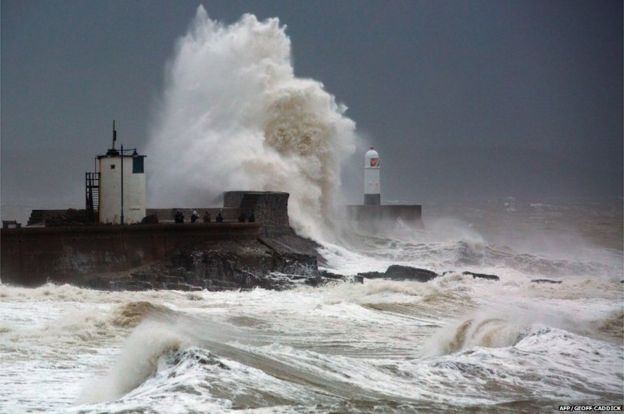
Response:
[364,147,381,205]
[97,150,146,224]
[88,123,146,224]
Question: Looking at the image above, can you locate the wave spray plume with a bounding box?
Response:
[146,7,357,240]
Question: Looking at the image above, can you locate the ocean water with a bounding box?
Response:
[2,8,622,413]
[1,201,622,413]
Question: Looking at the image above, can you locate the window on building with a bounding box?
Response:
[110,164,116,169]
[132,156,144,174]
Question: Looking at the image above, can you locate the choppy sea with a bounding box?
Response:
[1,200,622,413]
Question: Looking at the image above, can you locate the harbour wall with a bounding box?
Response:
[346,205,422,223]
[1,223,260,286]
[26,191,291,238]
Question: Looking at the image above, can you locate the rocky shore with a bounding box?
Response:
[69,234,511,291]
[76,234,341,291]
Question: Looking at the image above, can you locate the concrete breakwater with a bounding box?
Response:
[1,223,249,286]
[0,223,334,290]
[2,191,336,290]
[1,189,429,291]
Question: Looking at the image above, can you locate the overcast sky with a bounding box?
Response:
[2,0,622,220]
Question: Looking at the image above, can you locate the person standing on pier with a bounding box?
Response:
[174,210,184,223]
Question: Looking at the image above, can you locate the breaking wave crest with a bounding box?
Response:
[426,317,526,355]
[110,301,174,328]
[597,310,624,339]
[3,273,622,412]
[77,321,624,412]
[80,321,188,404]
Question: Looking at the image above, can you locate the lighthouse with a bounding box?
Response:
[87,121,147,224]
[364,147,381,205]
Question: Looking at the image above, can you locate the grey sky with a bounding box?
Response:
[2,0,622,220]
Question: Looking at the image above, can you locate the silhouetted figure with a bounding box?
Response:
[238,211,246,223]
[248,211,255,223]
[174,210,184,224]
[191,210,199,223]
[203,211,211,223]
[216,211,224,223]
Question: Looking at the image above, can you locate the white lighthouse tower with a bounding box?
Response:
[92,121,146,224]
[364,147,381,205]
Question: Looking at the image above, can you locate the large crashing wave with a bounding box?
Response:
[146,7,356,239]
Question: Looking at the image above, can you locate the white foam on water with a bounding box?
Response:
[1,261,622,412]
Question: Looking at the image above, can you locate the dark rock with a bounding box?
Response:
[154,275,183,284]
[302,275,325,287]
[463,271,500,281]
[94,234,324,292]
[531,279,562,284]
[357,265,438,282]
[131,271,154,281]
[319,270,347,280]
[49,230,352,292]
[357,271,385,279]
[385,265,438,282]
